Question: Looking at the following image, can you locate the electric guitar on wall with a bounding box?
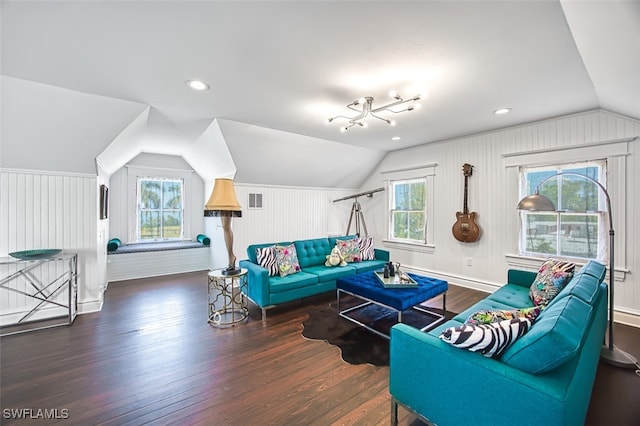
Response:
[452,163,481,243]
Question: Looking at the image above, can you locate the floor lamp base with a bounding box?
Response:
[600,345,638,369]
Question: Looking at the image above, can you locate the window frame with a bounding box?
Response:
[388,177,427,244]
[518,160,607,262]
[126,165,194,244]
[382,163,437,251]
[136,177,185,242]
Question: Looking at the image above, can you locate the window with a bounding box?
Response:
[519,161,606,261]
[137,178,184,241]
[389,178,426,243]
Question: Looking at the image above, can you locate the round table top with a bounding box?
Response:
[208,267,248,278]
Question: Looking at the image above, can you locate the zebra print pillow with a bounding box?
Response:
[439,317,533,358]
[357,236,375,261]
[255,245,278,277]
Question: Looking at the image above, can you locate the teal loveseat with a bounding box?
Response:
[390,260,608,426]
[239,236,389,319]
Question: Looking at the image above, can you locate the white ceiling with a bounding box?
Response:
[1,1,638,182]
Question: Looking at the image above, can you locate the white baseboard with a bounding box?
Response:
[615,310,640,328]
[78,297,103,315]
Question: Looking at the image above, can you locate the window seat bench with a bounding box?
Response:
[107,241,210,282]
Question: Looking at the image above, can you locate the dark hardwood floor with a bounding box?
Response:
[1,271,639,425]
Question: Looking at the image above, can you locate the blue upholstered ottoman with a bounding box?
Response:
[336,271,448,338]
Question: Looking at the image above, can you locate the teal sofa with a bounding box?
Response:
[239,236,389,319]
[390,260,608,426]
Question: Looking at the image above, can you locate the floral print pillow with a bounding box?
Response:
[275,244,301,277]
[529,259,575,307]
[335,238,360,263]
[465,306,541,326]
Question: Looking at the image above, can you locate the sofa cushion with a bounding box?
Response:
[268,271,319,294]
[335,238,360,262]
[439,317,532,358]
[486,283,534,309]
[275,244,301,277]
[294,238,331,268]
[575,260,607,281]
[304,264,356,282]
[546,273,601,308]
[357,236,375,261]
[464,306,540,325]
[501,295,594,374]
[255,245,278,277]
[529,259,575,307]
[347,259,388,273]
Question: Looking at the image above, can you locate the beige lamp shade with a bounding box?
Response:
[204,178,242,217]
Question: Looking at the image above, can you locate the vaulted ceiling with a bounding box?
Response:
[1,1,638,187]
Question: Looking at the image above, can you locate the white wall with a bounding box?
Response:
[358,109,640,326]
[230,183,360,264]
[0,169,104,320]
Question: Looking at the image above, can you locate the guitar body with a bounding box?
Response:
[452,211,480,242]
[452,163,481,243]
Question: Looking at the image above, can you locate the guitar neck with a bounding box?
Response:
[463,175,469,214]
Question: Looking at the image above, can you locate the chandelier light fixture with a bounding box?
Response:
[327,90,423,132]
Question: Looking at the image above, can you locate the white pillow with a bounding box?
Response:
[439,317,532,358]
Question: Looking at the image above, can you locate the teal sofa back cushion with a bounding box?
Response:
[294,238,332,269]
[547,273,601,307]
[501,294,594,374]
[576,260,606,281]
[246,242,293,264]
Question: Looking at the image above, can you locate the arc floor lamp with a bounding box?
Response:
[517,172,637,369]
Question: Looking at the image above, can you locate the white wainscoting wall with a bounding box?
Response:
[107,247,210,282]
[231,183,359,264]
[0,169,104,324]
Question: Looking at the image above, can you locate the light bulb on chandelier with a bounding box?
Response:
[327,91,424,132]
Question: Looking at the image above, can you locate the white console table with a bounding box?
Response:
[0,252,78,336]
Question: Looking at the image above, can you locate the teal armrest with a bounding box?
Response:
[389,324,575,426]
[374,248,389,261]
[239,260,270,307]
[507,269,537,288]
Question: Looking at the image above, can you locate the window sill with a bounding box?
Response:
[382,239,435,254]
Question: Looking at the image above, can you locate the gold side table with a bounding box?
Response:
[207,268,248,327]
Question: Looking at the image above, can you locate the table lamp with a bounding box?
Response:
[204,178,242,276]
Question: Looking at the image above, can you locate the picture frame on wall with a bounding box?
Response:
[100,184,109,220]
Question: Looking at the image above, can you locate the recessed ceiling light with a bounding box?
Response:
[392,136,402,141]
[186,80,210,91]
[493,108,511,115]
